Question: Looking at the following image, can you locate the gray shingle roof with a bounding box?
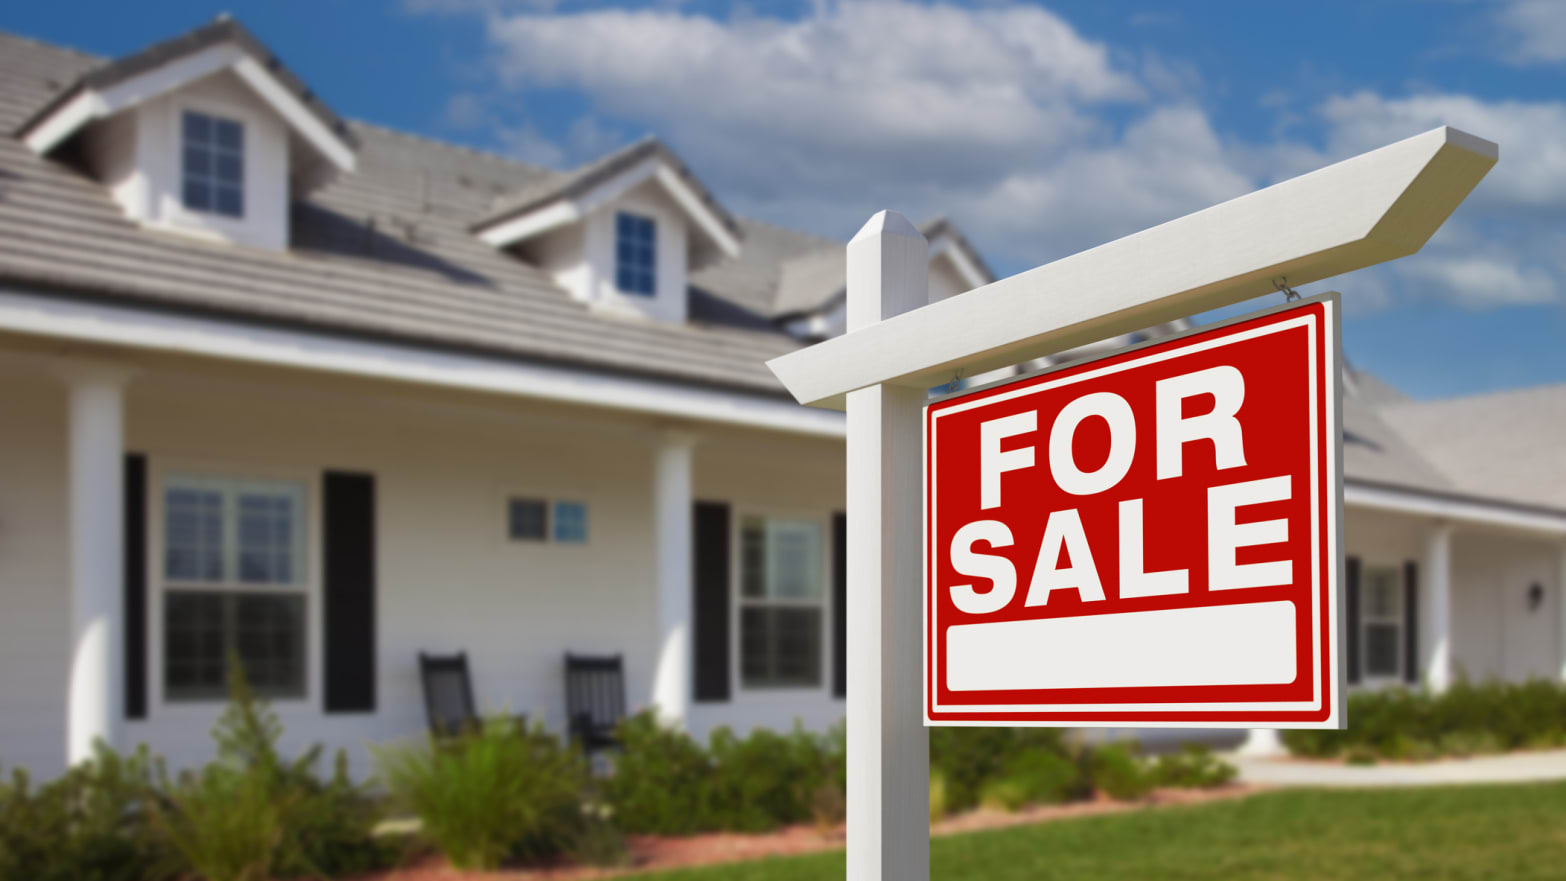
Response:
[471,135,743,246]
[769,217,996,319]
[14,16,357,152]
[0,27,809,397]
[1342,395,1454,495]
[1377,382,1566,512]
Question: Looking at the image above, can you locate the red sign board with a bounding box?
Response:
[924,298,1342,728]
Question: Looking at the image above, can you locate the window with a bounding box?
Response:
[507,496,590,544]
[739,516,824,689]
[614,212,656,296]
[1361,565,1403,679]
[508,497,548,541]
[553,501,589,543]
[181,110,244,218]
[162,476,305,700]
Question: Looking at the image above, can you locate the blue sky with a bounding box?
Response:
[5,1,1566,399]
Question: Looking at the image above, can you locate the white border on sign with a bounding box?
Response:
[924,297,1340,726]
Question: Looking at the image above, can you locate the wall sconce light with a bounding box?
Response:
[1528,583,1545,613]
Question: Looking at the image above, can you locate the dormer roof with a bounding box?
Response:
[15,16,357,173]
[472,136,742,262]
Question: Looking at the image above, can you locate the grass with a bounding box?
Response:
[640,781,1566,880]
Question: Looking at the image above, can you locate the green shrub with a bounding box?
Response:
[928,727,1073,814]
[1344,745,1378,766]
[707,724,837,833]
[157,763,288,881]
[1283,679,1566,761]
[602,712,714,835]
[1437,729,1505,758]
[999,749,1082,805]
[928,771,948,822]
[374,718,585,871]
[0,664,387,881]
[155,660,391,881]
[606,714,843,835]
[1089,744,1153,801]
[809,780,846,831]
[978,778,1029,812]
[566,798,630,869]
[1151,745,1237,789]
[0,745,172,881]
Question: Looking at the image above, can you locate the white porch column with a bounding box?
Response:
[650,430,696,727]
[1423,523,1454,693]
[845,212,929,881]
[1238,728,1286,757]
[63,365,130,765]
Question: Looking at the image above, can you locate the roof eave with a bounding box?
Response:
[472,145,743,259]
[15,16,357,173]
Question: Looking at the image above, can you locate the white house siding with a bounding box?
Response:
[0,360,681,778]
[1452,532,1562,682]
[5,352,1563,779]
[89,68,293,250]
[0,371,71,778]
[690,427,846,741]
[1342,506,1564,688]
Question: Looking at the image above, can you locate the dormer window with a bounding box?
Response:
[181,110,245,218]
[615,211,657,297]
[17,17,357,252]
[472,138,740,324]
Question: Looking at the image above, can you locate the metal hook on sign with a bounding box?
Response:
[1274,277,1301,302]
[946,368,965,395]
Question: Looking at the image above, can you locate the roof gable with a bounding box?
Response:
[472,136,741,261]
[16,16,356,173]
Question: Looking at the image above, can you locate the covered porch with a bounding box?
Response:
[1241,485,1566,755]
[0,301,847,779]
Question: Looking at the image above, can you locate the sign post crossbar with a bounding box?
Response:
[770,127,1498,881]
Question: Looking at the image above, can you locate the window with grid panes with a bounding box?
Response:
[738,516,824,689]
[163,476,305,700]
[1361,565,1403,679]
[180,111,244,218]
[614,212,656,296]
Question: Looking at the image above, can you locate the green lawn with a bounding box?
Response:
[643,782,1566,881]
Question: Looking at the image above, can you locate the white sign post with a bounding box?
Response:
[843,213,930,880]
[769,126,1495,881]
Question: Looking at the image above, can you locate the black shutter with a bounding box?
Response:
[323,472,376,713]
[1345,556,1361,685]
[124,454,147,720]
[693,501,731,702]
[1404,560,1419,685]
[832,511,847,699]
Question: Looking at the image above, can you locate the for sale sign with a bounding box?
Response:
[924,297,1342,728]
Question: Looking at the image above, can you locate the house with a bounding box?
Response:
[0,17,1561,779]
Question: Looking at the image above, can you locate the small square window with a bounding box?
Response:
[553,501,589,543]
[508,497,548,541]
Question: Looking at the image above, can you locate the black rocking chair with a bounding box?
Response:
[418,651,479,738]
[564,653,626,753]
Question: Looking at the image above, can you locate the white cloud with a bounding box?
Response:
[417,0,1565,311]
[440,92,488,129]
[1493,0,1566,64]
[1396,255,1558,307]
[950,105,1254,261]
[1316,92,1566,211]
[480,1,1142,207]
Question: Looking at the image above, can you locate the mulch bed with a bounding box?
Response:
[350,785,1262,880]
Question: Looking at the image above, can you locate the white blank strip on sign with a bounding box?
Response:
[945,601,1297,692]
